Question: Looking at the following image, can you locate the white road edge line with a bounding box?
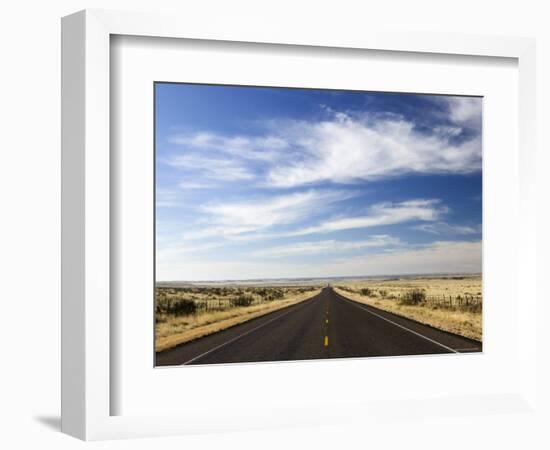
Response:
[335,292,459,353]
[181,296,319,365]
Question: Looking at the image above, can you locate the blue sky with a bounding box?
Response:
[155,83,482,281]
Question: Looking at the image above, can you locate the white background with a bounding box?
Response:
[0,0,548,449]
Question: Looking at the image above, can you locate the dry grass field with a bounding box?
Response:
[334,275,482,341]
[155,285,322,352]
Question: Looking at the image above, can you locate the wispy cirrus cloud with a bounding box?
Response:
[252,235,400,258]
[414,221,481,235]
[177,181,218,190]
[165,154,255,181]
[168,132,287,161]
[286,199,447,237]
[182,189,355,240]
[182,197,446,242]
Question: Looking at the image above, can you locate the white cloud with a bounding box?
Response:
[165,154,255,181]
[177,181,218,189]
[287,199,446,237]
[445,96,482,129]
[253,235,400,258]
[183,197,445,241]
[182,189,354,240]
[169,132,287,161]
[414,222,481,235]
[264,111,481,188]
[433,125,463,138]
[163,99,482,189]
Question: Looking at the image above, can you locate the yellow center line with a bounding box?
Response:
[324,301,329,347]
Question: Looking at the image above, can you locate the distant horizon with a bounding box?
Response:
[156,84,482,282]
[156,270,482,285]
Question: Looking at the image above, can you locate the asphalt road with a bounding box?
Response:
[155,287,482,366]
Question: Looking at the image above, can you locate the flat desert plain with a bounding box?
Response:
[334,275,482,341]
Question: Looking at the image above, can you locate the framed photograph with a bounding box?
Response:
[153,83,483,367]
[61,9,537,440]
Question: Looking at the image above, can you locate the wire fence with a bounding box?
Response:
[194,298,256,312]
[336,286,482,312]
[156,287,318,316]
[395,292,482,312]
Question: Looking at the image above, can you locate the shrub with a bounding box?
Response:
[230,294,254,307]
[400,289,426,305]
[378,289,388,298]
[256,288,285,301]
[360,288,373,296]
[156,297,197,316]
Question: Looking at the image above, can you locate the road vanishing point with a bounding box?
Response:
[156,287,482,366]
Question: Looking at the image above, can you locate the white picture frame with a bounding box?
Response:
[61,9,537,441]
